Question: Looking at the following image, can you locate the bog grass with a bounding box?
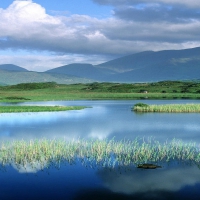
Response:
[0,138,200,171]
[1,81,200,102]
[133,103,200,113]
[0,106,85,113]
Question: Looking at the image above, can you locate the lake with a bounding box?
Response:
[1,100,200,199]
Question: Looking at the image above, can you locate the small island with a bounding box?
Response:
[0,105,85,113]
[133,103,200,113]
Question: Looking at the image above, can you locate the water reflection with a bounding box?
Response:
[11,161,48,173]
[1,156,200,199]
[0,100,200,143]
[98,165,200,194]
[0,100,200,199]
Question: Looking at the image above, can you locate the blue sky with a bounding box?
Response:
[0,0,113,17]
[0,0,200,71]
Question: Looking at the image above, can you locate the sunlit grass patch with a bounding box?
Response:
[133,103,200,113]
[0,106,85,113]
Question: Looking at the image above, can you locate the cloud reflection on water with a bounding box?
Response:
[98,165,200,194]
[0,101,200,143]
[12,161,48,173]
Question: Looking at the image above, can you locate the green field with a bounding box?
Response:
[0,105,85,113]
[0,81,200,102]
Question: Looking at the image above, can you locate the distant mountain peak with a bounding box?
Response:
[0,64,28,72]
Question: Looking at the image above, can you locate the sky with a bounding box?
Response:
[0,0,200,71]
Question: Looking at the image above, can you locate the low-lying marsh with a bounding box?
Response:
[1,81,200,102]
[133,103,200,113]
[0,106,85,113]
[0,138,200,171]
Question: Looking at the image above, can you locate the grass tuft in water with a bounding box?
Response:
[133,103,200,113]
[0,138,200,171]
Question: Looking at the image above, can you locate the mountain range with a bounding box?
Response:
[1,47,200,85]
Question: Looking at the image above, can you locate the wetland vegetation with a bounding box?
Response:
[1,81,200,102]
[133,103,200,112]
[0,105,85,113]
[1,138,200,171]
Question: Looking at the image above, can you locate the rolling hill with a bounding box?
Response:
[0,70,93,85]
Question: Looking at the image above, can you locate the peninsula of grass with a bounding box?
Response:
[1,81,200,102]
[133,103,200,113]
[0,105,85,113]
[0,138,200,171]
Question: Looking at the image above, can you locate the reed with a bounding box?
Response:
[133,103,200,113]
[0,106,85,113]
[0,138,200,171]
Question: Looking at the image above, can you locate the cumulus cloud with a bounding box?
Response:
[0,53,110,71]
[0,0,200,70]
[0,1,110,54]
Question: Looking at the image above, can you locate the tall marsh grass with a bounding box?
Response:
[133,103,200,113]
[0,138,200,171]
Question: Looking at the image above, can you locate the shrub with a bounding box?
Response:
[134,103,149,107]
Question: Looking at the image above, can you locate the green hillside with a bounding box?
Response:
[0,70,93,85]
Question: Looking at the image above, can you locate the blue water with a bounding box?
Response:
[0,100,200,199]
[1,100,200,142]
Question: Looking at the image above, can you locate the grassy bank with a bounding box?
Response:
[0,81,200,102]
[0,138,199,170]
[0,106,85,113]
[133,103,200,113]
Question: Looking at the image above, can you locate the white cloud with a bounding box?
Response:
[0,0,200,69]
[0,52,110,71]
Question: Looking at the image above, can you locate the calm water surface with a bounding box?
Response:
[1,100,200,199]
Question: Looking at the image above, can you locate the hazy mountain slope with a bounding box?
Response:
[111,55,200,82]
[114,62,200,82]
[46,63,117,81]
[96,51,155,73]
[96,47,200,72]
[1,47,200,83]
[95,47,200,82]
[0,70,93,85]
[45,47,200,82]
[0,82,7,86]
[0,64,28,72]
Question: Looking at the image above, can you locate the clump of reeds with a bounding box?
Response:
[133,103,200,113]
[0,106,85,113]
[0,138,200,171]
